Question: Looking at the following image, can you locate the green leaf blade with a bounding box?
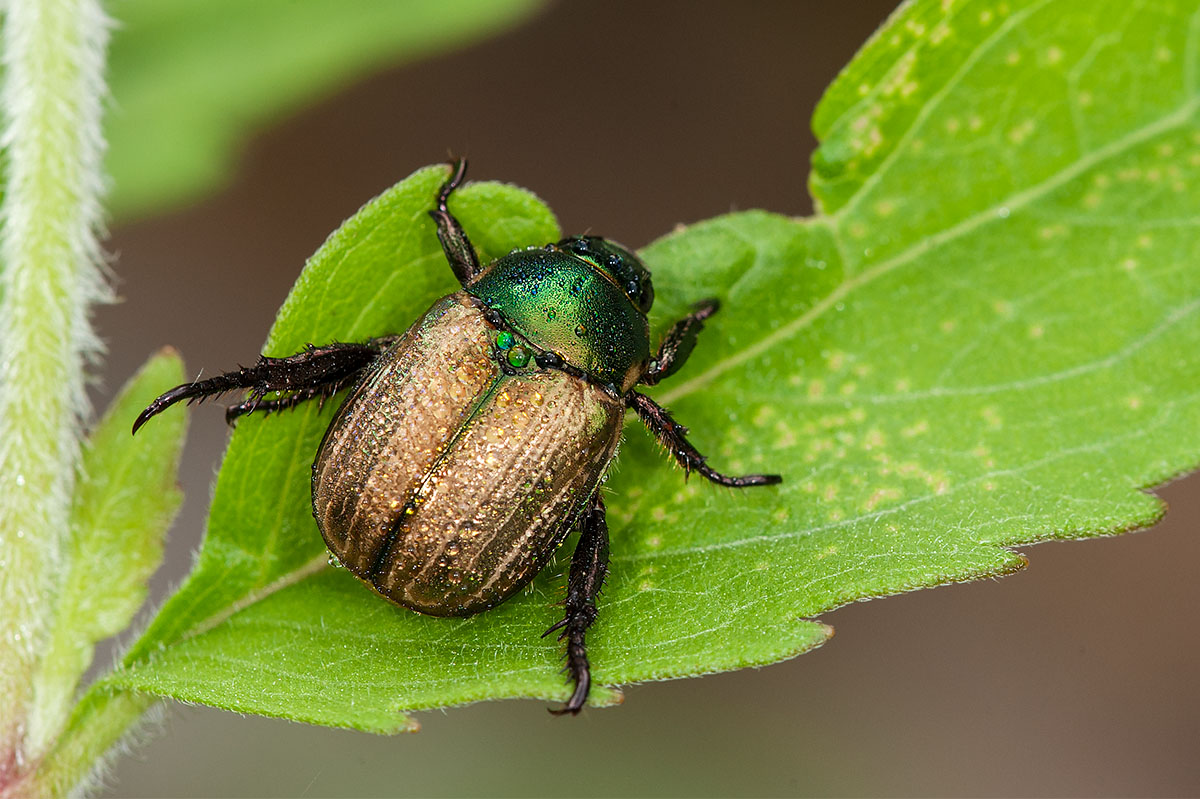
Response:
[814,0,1200,270]
[109,0,1200,729]
[29,350,187,751]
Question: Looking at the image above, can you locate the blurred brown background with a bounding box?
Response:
[96,1,1200,796]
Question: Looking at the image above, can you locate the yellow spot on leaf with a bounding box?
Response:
[1007,119,1035,144]
[864,487,902,512]
[815,544,839,560]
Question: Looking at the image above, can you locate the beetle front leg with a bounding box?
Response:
[132,338,396,433]
[222,372,362,424]
[428,158,482,286]
[544,492,610,715]
[627,391,782,488]
[641,298,719,386]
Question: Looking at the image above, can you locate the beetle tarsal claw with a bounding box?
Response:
[541,618,569,638]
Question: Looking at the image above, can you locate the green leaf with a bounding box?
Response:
[105,0,543,219]
[108,0,1200,729]
[28,350,186,751]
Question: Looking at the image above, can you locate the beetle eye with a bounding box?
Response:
[636,278,654,314]
[558,236,654,313]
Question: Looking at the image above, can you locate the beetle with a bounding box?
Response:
[133,160,781,714]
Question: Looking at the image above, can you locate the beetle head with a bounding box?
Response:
[560,236,654,315]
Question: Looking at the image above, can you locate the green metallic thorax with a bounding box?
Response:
[466,246,650,393]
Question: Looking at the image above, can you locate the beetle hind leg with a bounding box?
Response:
[132,338,396,434]
[627,391,782,488]
[544,492,610,715]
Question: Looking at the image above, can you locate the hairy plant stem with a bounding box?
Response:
[0,0,111,794]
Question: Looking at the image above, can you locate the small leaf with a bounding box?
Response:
[28,350,186,751]
[108,0,1200,728]
[105,0,544,218]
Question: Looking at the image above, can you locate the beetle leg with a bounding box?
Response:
[132,338,396,434]
[640,298,720,386]
[544,492,610,715]
[223,371,363,424]
[627,391,782,488]
[428,158,482,286]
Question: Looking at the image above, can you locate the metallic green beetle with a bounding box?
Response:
[133,161,781,714]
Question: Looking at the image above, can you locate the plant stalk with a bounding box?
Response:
[0,0,111,792]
